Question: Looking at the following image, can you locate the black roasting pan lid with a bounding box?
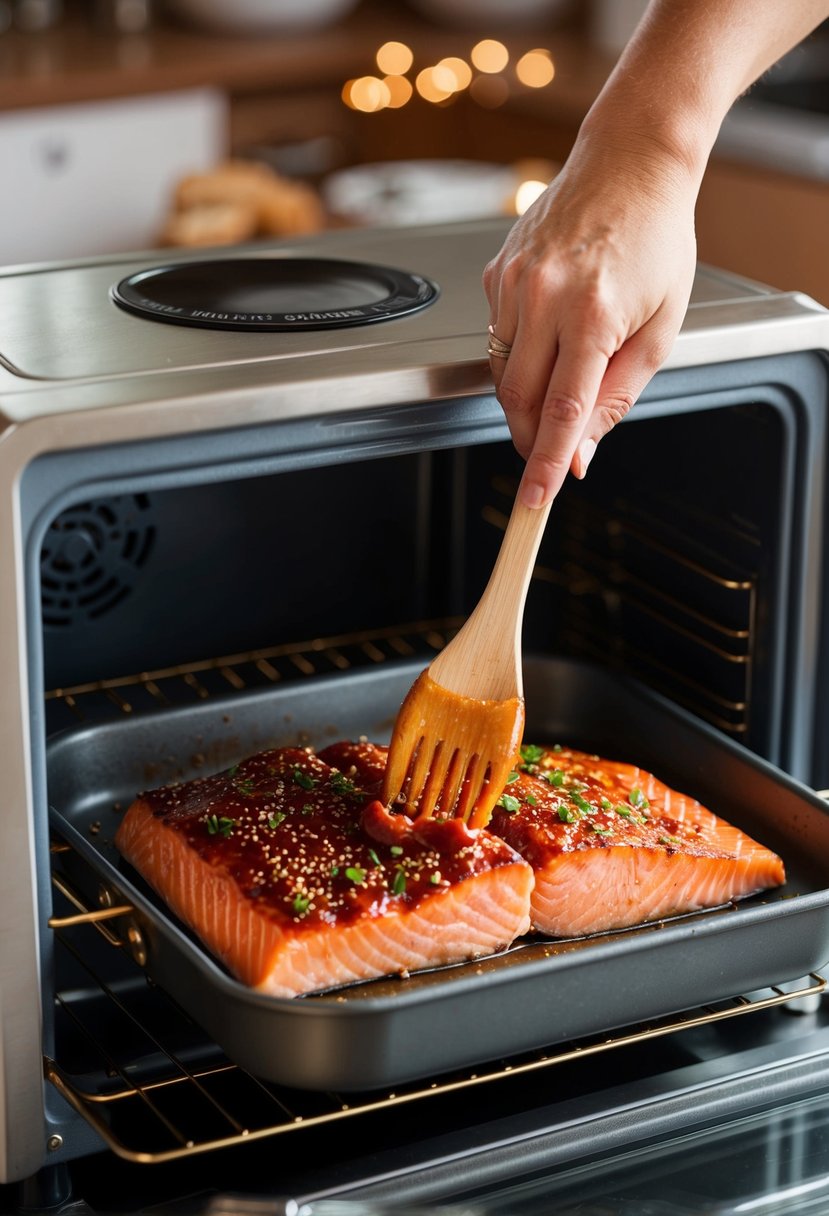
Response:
[47,656,829,1092]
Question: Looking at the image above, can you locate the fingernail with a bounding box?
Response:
[520,481,547,509]
[576,439,596,479]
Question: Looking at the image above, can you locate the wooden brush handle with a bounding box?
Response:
[430,499,552,701]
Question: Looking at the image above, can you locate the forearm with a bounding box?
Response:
[583,0,829,185]
[483,0,829,508]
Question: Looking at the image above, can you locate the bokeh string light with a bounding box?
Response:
[343,37,555,114]
[339,36,559,219]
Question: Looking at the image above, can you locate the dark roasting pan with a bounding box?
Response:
[47,656,829,1091]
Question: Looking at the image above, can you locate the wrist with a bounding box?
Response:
[578,88,716,194]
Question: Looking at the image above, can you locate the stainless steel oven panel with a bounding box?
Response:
[46,656,829,1091]
[1,219,828,408]
[0,219,826,1182]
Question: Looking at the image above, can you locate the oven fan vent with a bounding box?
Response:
[41,496,155,627]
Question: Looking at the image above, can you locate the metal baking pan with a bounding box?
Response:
[47,655,829,1091]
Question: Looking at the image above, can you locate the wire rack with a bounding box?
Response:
[44,619,463,731]
[46,857,826,1165]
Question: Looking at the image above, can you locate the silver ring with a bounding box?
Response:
[487,324,512,358]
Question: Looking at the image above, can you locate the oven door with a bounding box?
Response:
[46,990,829,1214]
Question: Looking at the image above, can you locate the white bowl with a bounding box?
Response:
[164,0,359,35]
[406,0,572,29]
[323,159,520,227]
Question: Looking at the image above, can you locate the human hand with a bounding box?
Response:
[483,130,699,508]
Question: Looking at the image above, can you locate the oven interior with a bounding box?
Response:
[28,351,829,1204]
[41,381,804,761]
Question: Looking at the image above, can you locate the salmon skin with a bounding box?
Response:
[487,743,786,936]
[114,743,533,998]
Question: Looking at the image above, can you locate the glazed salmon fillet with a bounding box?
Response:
[487,744,786,936]
[114,743,532,997]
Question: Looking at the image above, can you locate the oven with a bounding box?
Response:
[2,217,829,1214]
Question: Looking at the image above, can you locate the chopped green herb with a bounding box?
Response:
[658,834,682,847]
[228,764,239,777]
[392,869,407,895]
[525,794,538,806]
[368,848,381,867]
[543,769,565,787]
[390,845,404,856]
[591,824,611,835]
[301,803,314,815]
[600,797,612,810]
[615,805,634,819]
[629,787,649,809]
[430,871,442,885]
[520,744,545,765]
[497,793,521,814]
[330,866,340,877]
[292,894,310,915]
[330,772,359,796]
[268,812,286,829]
[345,866,366,885]
[292,767,317,791]
[206,814,235,838]
[569,790,592,815]
[557,806,578,823]
[506,771,521,784]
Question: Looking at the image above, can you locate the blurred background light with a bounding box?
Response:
[415,66,453,104]
[516,48,555,87]
[383,75,414,108]
[344,75,391,113]
[376,41,414,76]
[470,39,509,74]
[435,56,473,92]
[515,178,548,213]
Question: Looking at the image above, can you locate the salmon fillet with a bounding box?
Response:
[487,744,786,936]
[114,744,533,997]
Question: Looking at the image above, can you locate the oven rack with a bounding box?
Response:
[556,508,758,738]
[43,618,464,731]
[46,853,826,1166]
[44,480,761,748]
[486,476,760,741]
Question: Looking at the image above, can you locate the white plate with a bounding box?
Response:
[323,159,519,227]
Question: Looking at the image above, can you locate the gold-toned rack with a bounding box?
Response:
[47,862,825,1166]
[44,618,464,722]
[487,480,760,740]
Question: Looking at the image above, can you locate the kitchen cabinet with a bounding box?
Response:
[697,159,829,307]
[0,0,826,305]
